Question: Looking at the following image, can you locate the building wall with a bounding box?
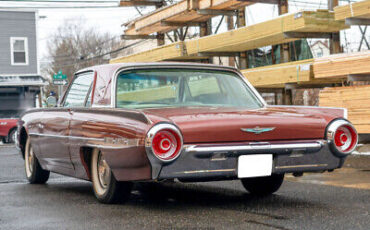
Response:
[310,41,330,58]
[0,10,38,75]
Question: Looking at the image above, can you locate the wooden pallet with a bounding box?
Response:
[124,0,254,35]
[185,10,348,54]
[334,0,370,21]
[319,85,370,134]
[313,51,370,78]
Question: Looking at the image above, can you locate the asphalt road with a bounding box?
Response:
[0,145,369,230]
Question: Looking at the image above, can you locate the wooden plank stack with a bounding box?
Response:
[124,0,254,36]
[185,10,348,55]
[334,0,370,21]
[241,59,314,87]
[313,51,370,78]
[114,10,348,63]
[241,59,344,88]
[110,41,207,63]
[319,85,370,134]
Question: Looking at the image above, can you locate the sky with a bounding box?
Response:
[0,0,367,63]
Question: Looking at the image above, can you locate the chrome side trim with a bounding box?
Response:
[275,164,328,169]
[185,141,324,153]
[29,133,104,142]
[28,133,141,149]
[175,169,236,174]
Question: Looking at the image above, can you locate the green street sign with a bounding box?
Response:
[53,79,68,85]
[53,70,67,80]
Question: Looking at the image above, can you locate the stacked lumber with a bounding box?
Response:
[113,10,347,63]
[313,51,370,78]
[110,41,207,63]
[241,59,344,88]
[334,0,370,21]
[124,0,254,35]
[241,59,314,87]
[319,85,370,134]
[185,10,348,55]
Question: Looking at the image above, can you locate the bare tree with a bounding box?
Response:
[43,18,121,97]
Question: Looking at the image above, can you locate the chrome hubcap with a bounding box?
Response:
[97,154,111,189]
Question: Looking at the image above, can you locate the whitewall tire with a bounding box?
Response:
[25,137,50,184]
[91,149,133,204]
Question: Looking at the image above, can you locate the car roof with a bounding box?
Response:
[75,62,238,75]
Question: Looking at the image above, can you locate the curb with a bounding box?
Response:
[344,154,370,170]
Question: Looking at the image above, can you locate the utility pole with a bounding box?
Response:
[328,0,341,54]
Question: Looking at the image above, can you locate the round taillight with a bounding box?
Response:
[145,124,183,162]
[327,120,358,156]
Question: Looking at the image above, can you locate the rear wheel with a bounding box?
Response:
[6,129,17,143]
[241,174,284,196]
[91,149,133,204]
[25,137,50,184]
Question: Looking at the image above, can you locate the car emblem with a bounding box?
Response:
[241,126,275,134]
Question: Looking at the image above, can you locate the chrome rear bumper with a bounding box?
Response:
[152,140,346,181]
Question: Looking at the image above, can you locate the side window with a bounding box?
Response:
[64,72,94,108]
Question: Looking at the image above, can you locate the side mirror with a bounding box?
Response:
[46,96,57,107]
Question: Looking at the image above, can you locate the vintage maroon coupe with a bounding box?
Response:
[17,63,358,203]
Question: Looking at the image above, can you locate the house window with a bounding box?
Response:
[10,37,29,65]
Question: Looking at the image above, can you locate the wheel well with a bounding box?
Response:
[80,147,94,181]
[19,127,28,159]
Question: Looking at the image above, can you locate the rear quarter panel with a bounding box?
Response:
[69,108,153,181]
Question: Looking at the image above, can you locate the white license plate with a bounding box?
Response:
[237,154,273,178]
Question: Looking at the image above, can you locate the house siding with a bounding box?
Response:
[0,11,38,75]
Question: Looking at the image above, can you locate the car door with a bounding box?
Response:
[67,71,96,179]
[39,71,94,175]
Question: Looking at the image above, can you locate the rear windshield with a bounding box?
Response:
[116,69,263,109]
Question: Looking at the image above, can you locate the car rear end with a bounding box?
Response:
[144,116,357,182]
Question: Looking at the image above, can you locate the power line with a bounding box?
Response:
[49,39,147,68]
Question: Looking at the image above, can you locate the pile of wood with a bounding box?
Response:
[241,59,344,88]
[124,0,254,35]
[185,10,348,55]
[319,85,370,134]
[114,10,347,63]
[110,41,207,63]
[241,59,314,87]
[334,0,370,21]
[313,51,370,78]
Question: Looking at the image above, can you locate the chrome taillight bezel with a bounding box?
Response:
[326,119,358,157]
[145,123,183,162]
